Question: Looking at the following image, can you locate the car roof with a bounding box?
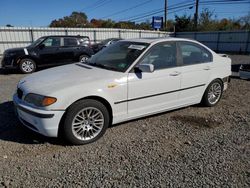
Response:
[42,35,89,38]
[123,37,196,44]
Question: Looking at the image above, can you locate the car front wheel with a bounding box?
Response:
[62,99,110,145]
[19,58,36,73]
[202,79,223,107]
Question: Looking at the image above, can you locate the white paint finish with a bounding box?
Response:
[127,68,181,118]
[13,94,64,137]
[179,63,211,104]
[13,37,232,137]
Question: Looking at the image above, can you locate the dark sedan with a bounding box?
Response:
[1,35,94,73]
[92,38,121,53]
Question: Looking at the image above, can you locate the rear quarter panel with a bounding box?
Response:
[209,53,231,83]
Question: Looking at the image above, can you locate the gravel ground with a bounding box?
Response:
[0,55,249,187]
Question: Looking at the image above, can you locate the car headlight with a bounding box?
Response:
[24,93,57,107]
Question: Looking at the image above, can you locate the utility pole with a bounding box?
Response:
[194,0,199,30]
[164,0,167,30]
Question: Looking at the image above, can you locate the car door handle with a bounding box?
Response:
[170,71,181,76]
[203,66,211,70]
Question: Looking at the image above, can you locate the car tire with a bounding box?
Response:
[19,58,36,74]
[202,79,223,107]
[62,99,110,145]
[79,55,89,63]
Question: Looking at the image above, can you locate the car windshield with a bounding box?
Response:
[85,41,149,72]
[100,39,112,45]
[28,37,45,47]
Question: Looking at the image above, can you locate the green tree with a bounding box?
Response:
[239,12,250,30]
[50,12,89,28]
[174,14,193,32]
[198,8,217,31]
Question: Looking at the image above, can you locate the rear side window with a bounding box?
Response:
[179,42,212,65]
[64,38,78,46]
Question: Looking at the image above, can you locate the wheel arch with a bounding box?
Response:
[57,95,113,138]
[207,77,224,90]
[79,53,90,57]
[16,55,37,65]
[201,77,224,104]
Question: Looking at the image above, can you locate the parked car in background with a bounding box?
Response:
[1,35,94,73]
[13,38,231,145]
[239,64,250,79]
[92,38,121,53]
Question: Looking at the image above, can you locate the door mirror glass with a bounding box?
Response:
[137,64,154,73]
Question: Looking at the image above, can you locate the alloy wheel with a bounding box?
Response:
[207,82,222,105]
[80,56,89,63]
[21,60,34,73]
[71,107,104,141]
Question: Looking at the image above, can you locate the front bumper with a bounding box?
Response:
[1,56,16,69]
[13,94,65,137]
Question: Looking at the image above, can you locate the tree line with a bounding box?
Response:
[49,9,250,31]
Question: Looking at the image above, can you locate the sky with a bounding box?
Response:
[0,0,249,27]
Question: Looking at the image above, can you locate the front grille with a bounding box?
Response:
[17,88,23,99]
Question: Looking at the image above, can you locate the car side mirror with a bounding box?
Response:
[137,64,154,73]
[39,44,45,49]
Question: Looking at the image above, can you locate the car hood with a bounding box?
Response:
[5,47,25,54]
[18,63,123,95]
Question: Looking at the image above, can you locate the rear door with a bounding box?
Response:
[57,37,80,63]
[177,41,213,105]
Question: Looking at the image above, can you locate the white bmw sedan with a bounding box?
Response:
[13,38,231,145]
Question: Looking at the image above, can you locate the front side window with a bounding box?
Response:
[85,41,149,72]
[42,37,61,47]
[179,42,212,65]
[64,37,78,46]
[139,42,177,70]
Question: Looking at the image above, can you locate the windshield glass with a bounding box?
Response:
[85,41,149,72]
[28,37,45,47]
[100,38,112,45]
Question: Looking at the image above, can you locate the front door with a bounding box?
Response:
[127,42,182,119]
[38,37,61,65]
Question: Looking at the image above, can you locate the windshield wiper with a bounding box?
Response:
[88,62,120,72]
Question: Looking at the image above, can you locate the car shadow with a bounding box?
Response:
[0,68,21,75]
[0,101,64,145]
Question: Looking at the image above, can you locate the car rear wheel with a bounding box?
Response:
[79,55,89,63]
[19,58,36,74]
[202,79,223,107]
[62,99,110,145]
